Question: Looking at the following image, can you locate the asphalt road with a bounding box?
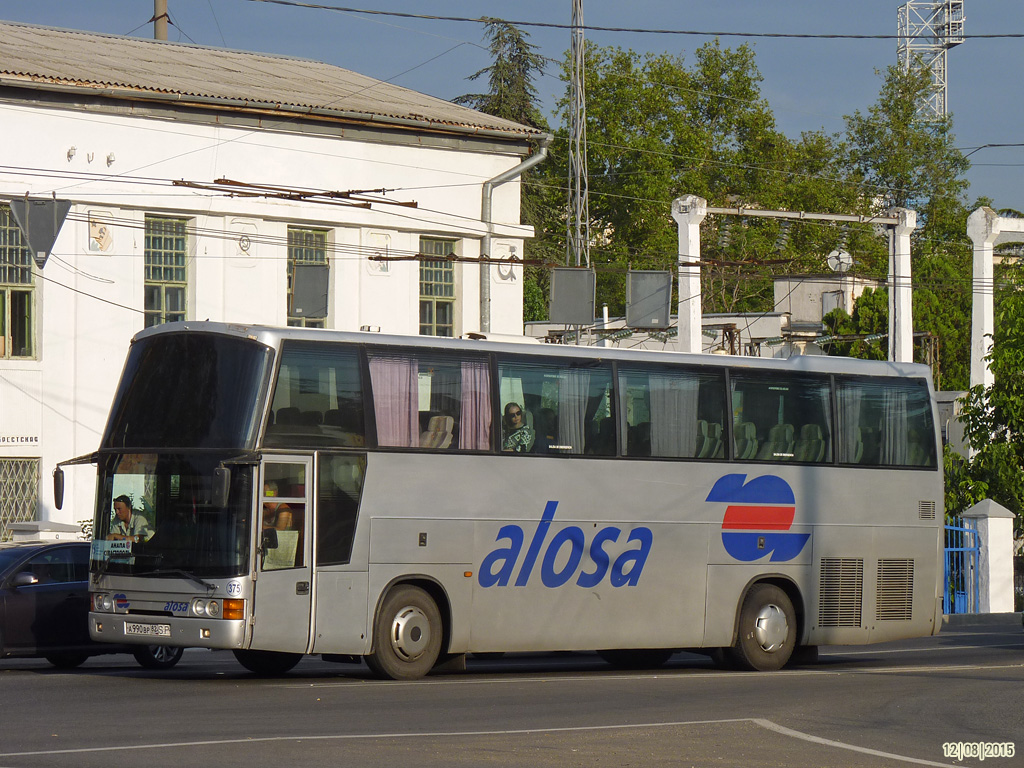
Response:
[0,619,1021,768]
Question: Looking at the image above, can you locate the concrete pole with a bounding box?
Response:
[154,0,168,40]
[671,195,706,354]
[888,208,916,363]
[967,207,998,390]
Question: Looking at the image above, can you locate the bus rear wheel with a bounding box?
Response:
[366,585,442,680]
[729,584,796,671]
[232,649,302,675]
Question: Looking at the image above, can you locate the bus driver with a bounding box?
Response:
[108,495,154,544]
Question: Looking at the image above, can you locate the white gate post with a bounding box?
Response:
[671,195,706,354]
[961,499,1016,613]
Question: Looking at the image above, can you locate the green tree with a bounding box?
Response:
[455,20,553,321]
[537,40,868,317]
[953,283,1024,538]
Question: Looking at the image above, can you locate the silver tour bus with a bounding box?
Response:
[55,321,943,679]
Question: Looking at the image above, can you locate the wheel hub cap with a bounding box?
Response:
[753,603,788,652]
[389,605,431,661]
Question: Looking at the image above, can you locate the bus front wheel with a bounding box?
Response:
[367,585,442,680]
[730,584,796,671]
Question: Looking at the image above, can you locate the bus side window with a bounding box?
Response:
[836,377,936,468]
[317,454,365,566]
[498,357,613,456]
[266,341,365,449]
[731,371,832,464]
[368,351,490,451]
[618,365,725,459]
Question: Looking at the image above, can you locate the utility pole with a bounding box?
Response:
[566,0,589,267]
[154,0,169,41]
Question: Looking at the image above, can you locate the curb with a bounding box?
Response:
[942,612,1023,628]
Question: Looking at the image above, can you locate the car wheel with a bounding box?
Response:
[44,653,90,669]
[133,645,184,670]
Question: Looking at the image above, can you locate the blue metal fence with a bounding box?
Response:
[944,517,980,614]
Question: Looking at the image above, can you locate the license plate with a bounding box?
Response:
[124,622,171,638]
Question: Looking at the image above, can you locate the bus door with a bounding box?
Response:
[252,457,313,653]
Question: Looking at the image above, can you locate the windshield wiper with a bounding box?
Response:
[136,568,217,592]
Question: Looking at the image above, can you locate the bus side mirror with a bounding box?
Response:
[212,467,231,508]
[53,467,65,510]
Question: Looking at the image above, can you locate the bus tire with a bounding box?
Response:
[133,645,184,670]
[729,583,796,671]
[598,649,674,669]
[232,649,302,675]
[366,585,442,680]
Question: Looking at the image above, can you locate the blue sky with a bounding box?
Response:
[4,1,1024,212]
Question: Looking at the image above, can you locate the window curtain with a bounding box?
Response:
[558,369,591,453]
[881,388,909,465]
[836,383,863,463]
[649,373,699,457]
[368,355,419,447]
[459,360,491,450]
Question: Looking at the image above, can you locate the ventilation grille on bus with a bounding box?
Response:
[819,558,864,628]
[876,559,915,621]
[918,501,936,520]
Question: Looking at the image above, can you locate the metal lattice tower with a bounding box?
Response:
[897,1,965,120]
[566,0,590,267]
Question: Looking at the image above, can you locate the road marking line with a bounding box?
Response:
[753,718,957,767]
[0,716,966,764]
[0,719,754,757]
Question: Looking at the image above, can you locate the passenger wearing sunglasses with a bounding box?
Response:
[501,402,535,452]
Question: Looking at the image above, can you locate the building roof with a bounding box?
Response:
[0,20,542,142]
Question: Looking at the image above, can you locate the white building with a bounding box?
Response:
[0,21,543,535]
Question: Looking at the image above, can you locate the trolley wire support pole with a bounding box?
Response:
[672,195,706,355]
[888,208,916,364]
[566,0,590,268]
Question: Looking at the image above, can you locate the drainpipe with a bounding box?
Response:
[480,134,553,334]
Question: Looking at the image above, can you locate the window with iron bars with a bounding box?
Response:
[144,216,189,327]
[287,227,329,328]
[0,205,35,358]
[419,237,456,337]
[0,458,39,541]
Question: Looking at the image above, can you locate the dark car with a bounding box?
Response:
[0,539,182,669]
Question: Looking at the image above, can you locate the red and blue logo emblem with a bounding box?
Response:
[706,473,810,562]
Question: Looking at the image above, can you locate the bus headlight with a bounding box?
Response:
[205,600,221,618]
[92,593,113,612]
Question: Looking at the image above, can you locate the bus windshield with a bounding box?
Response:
[102,331,272,450]
[91,451,253,579]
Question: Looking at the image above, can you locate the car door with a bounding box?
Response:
[2,546,91,653]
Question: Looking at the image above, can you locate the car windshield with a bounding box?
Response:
[91,452,253,579]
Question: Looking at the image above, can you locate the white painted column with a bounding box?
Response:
[967,207,998,390]
[671,195,706,354]
[888,208,916,363]
[962,499,1017,613]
